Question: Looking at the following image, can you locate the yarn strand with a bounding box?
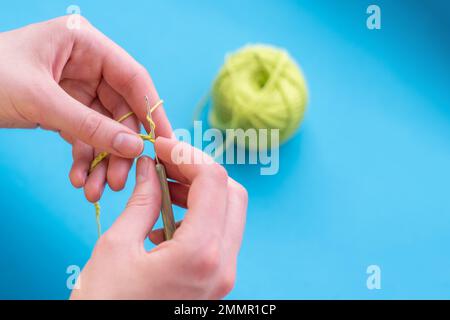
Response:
[88,99,164,238]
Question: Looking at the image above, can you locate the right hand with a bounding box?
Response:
[70,137,248,299]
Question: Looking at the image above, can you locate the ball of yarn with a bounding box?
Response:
[209,44,308,150]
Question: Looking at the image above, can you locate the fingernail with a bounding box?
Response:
[137,157,149,182]
[113,133,143,157]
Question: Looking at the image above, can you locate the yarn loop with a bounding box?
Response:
[89,100,163,238]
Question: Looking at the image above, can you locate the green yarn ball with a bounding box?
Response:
[209,44,308,150]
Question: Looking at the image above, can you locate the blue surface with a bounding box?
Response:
[1,0,450,299]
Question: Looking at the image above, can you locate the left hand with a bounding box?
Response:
[0,16,172,202]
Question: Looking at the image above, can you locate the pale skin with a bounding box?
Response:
[0,17,247,299]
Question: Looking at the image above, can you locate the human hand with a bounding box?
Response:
[70,137,248,299]
[0,16,172,202]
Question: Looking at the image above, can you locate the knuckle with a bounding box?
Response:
[122,66,147,97]
[207,164,228,183]
[79,112,103,141]
[136,63,148,75]
[126,192,154,209]
[48,16,68,28]
[50,15,90,32]
[197,249,221,276]
[215,272,236,298]
[122,73,139,98]
[186,239,222,278]
[232,181,248,204]
[77,15,90,25]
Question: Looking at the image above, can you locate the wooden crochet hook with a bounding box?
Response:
[145,96,177,241]
[155,158,177,240]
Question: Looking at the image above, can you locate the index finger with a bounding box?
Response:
[84,24,173,138]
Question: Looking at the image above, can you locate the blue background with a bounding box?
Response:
[0,0,449,299]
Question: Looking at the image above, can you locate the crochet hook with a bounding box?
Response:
[145,96,177,241]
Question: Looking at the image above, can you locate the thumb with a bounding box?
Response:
[107,156,161,242]
[42,81,143,158]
